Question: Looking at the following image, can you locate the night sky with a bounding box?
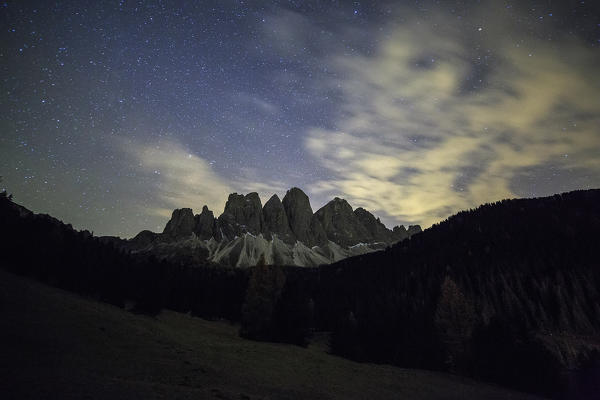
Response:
[2,1,599,238]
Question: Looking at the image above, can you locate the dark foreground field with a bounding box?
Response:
[0,269,542,400]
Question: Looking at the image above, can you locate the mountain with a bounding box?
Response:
[262,194,295,243]
[124,187,421,267]
[281,187,328,247]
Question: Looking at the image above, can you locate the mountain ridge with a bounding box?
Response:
[127,187,421,267]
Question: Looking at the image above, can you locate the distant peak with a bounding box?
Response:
[323,197,352,211]
[171,207,193,216]
[265,194,281,204]
[330,196,349,203]
[285,187,308,197]
[163,208,195,237]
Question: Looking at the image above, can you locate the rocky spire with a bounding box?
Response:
[194,205,216,240]
[353,207,392,243]
[160,188,422,251]
[262,194,295,244]
[163,208,195,239]
[217,192,264,239]
[390,224,422,242]
[314,198,371,247]
[407,225,422,236]
[391,225,408,242]
[282,187,327,247]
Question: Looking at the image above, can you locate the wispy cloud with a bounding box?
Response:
[121,139,291,221]
[305,9,600,227]
[235,92,279,115]
[123,140,233,218]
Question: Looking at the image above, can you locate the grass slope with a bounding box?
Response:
[0,269,542,400]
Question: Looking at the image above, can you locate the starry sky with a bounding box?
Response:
[1,0,600,238]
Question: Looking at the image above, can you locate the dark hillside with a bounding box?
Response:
[0,268,542,400]
[0,195,249,321]
[316,189,600,397]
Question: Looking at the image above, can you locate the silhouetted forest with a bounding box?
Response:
[0,196,249,321]
[2,190,600,398]
[316,189,600,397]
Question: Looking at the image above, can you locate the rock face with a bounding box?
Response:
[315,198,371,247]
[407,225,422,236]
[262,194,295,243]
[354,207,392,243]
[163,208,195,238]
[391,225,409,242]
[134,187,423,267]
[281,187,327,247]
[194,206,216,240]
[218,192,264,239]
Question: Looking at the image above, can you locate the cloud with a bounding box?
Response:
[235,92,279,114]
[124,140,233,219]
[305,10,600,228]
[231,165,290,203]
[120,139,292,222]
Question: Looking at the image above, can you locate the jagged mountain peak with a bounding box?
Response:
[163,208,195,238]
[332,196,349,203]
[285,187,309,198]
[245,192,261,202]
[354,207,393,243]
[149,187,422,267]
[263,194,295,243]
[219,192,264,238]
[282,187,326,247]
[407,225,422,236]
[315,197,371,247]
[194,205,216,240]
[328,197,354,211]
[265,193,281,203]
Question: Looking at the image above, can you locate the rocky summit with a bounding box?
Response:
[128,187,421,267]
[281,187,327,247]
[262,194,295,244]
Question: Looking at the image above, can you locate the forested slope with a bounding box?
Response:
[315,190,600,397]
